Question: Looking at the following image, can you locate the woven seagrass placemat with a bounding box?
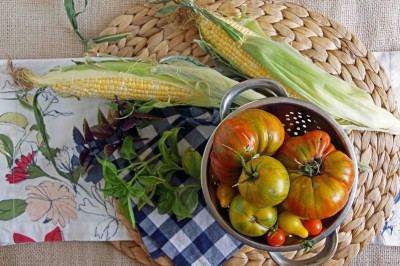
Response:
[93,1,400,265]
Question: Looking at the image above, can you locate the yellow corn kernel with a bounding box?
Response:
[198,15,302,99]
[198,15,268,78]
[51,77,194,101]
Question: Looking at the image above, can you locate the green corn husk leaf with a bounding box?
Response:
[189,5,400,134]
[9,56,264,108]
[241,36,400,132]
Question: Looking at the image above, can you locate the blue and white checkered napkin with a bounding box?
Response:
[128,106,243,266]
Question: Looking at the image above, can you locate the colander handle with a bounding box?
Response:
[268,229,338,266]
[220,78,288,119]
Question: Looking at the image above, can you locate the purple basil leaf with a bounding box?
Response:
[103,144,117,158]
[130,111,160,120]
[83,119,95,142]
[90,125,114,139]
[121,119,136,131]
[79,149,89,166]
[97,109,110,126]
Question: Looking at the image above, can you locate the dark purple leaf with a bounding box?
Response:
[121,119,136,131]
[90,125,114,139]
[103,144,117,158]
[97,109,110,127]
[79,149,89,166]
[83,119,95,142]
[130,111,160,120]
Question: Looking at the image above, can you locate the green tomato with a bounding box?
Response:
[229,194,277,237]
[238,155,290,208]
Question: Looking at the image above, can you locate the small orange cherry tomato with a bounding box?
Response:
[216,183,236,208]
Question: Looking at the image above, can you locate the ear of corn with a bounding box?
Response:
[181,2,400,134]
[9,57,265,108]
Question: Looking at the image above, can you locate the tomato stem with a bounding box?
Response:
[299,157,322,176]
[249,215,270,231]
[222,144,260,184]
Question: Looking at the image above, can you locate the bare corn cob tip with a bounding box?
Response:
[7,59,36,89]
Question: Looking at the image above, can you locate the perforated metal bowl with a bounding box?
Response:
[201,79,358,266]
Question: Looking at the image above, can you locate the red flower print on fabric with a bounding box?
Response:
[13,227,63,243]
[5,151,36,184]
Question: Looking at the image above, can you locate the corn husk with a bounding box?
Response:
[9,56,264,108]
[179,2,400,134]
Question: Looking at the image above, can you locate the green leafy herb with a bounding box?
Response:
[182,147,201,180]
[99,127,202,227]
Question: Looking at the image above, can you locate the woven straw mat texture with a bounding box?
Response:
[90,1,400,265]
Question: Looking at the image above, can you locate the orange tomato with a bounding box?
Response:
[216,183,236,208]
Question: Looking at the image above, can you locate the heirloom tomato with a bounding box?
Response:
[238,155,290,207]
[210,109,285,184]
[276,130,355,219]
[229,194,277,237]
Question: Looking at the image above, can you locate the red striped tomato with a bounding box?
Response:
[210,109,285,184]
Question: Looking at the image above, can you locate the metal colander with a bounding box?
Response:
[201,79,358,266]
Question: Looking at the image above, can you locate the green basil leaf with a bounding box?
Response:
[156,163,181,181]
[137,193,155,210]
[0,199,26,221]
[158,128,181,165]
[119,136,137,161]
[157,189,175,215]
[130,187,146,198]
[178,186,199,215]
[137,175,165,187]
[118,196,135,228]
[171,190,193,219]
[182,148,201,181]
[101,160,119,182]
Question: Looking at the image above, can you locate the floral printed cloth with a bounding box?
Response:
[0,53,400,248]
[0,59,132,245]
